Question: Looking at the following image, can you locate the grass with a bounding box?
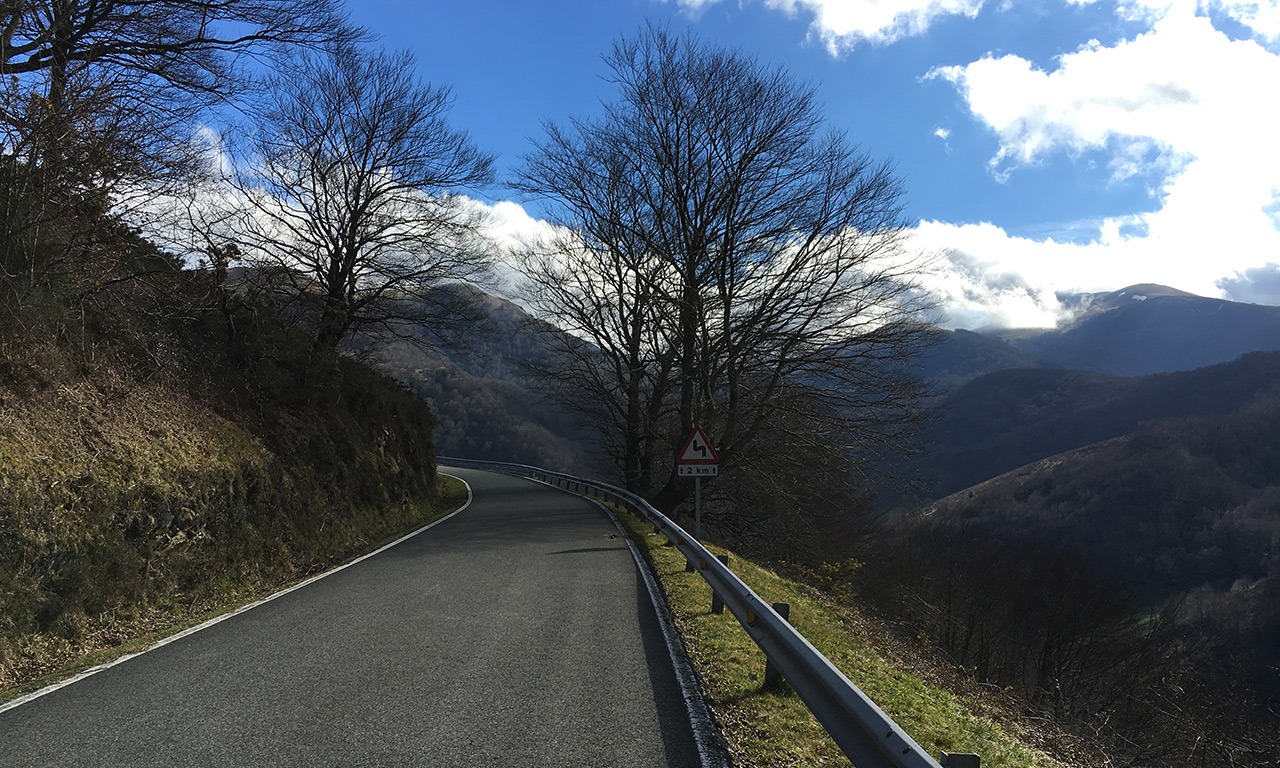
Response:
[0,473,468,707]
[613,505,1063,768]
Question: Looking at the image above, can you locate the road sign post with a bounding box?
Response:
[695,475,702,542]
[676,426,719,541]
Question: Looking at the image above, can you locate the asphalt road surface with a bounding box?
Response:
[0,467,703,767]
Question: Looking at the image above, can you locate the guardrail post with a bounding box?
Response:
[762,602,791,691]
[438,457,955,768]
[710,555,729,614]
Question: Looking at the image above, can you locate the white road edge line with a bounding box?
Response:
[0,473,475,716]
[483,466,729,767]
[590,498,731,768]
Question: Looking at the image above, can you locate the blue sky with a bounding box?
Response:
[344,1,1280,328]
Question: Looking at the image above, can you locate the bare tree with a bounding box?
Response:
[513,26,933,508]
[0,0,356,316]
[223,45,495,348]
[1,0,357,181]
[0,0,354,104]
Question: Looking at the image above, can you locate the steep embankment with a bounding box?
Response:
[876,395,1280,767]
[0,265,448,693]
[613,504,1070,768]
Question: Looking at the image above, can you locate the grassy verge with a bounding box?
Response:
[0,474,468,707]
[614,505,1062,768]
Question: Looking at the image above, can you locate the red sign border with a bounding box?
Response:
[676,426,720,465]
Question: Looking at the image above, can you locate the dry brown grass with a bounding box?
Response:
[1,258,444,696]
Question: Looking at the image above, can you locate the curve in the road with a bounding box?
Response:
[0,468,712,767]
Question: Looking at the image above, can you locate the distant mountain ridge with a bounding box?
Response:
[980,284,1280,376]
[916,350,1280,498]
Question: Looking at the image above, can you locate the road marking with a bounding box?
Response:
[0,474,474,716]
[590,499,731,768]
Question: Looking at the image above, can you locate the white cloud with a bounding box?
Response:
[765,0,985,51]
[1217,262,1280,304]
[1068,0,1280,42]
[485,200,558,251]
[923,2,1280,326]
[913,216,1250,329]
[468,199,564,299]
[672,0,985,51]
[672,0,724,14]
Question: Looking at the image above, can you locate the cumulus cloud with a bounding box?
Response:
[923,2,1280,325]
[672,0,985,51]
[1067,0,1280,42]
[1217,263,1280,305]
[763,0,985,51]
[469,200,563,299]
[909,210,1280,328]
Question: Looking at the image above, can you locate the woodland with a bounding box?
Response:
[1,3,1276,766]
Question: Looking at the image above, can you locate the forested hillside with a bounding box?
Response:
[848,340,1280,766]
[911,327,1046,392]
[865,392,1280,766]
[359,287,599,474]
[916,350,1280,497]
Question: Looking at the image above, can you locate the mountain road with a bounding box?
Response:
[0,467,704,767]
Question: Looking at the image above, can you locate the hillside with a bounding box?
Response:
[923,402,1280,592]
[916,350,1280,497]
[359,286,602,474]
[864,395,1280,767]
[984,284,1280,375]
[912,328,1046,392]
[0,234,450,693]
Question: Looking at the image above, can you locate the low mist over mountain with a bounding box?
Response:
[982,284,1280,375]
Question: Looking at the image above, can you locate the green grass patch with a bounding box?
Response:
[0,474,468,707]
[614,506,1061,768]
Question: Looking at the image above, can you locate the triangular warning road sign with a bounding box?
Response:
[676,426,719,464]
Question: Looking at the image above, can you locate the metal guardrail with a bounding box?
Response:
[441,457,967,768]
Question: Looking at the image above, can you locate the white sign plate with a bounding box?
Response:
[678,464,718,477]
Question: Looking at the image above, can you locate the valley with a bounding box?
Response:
[400,282,1280,766]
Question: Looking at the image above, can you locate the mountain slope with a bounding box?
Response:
[912,328,1046,391]
[364,286,602,474]
[922,401,1280,590]
[875,398,1280,766]
[918,350,1280,497]
[985,284,1280,375]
